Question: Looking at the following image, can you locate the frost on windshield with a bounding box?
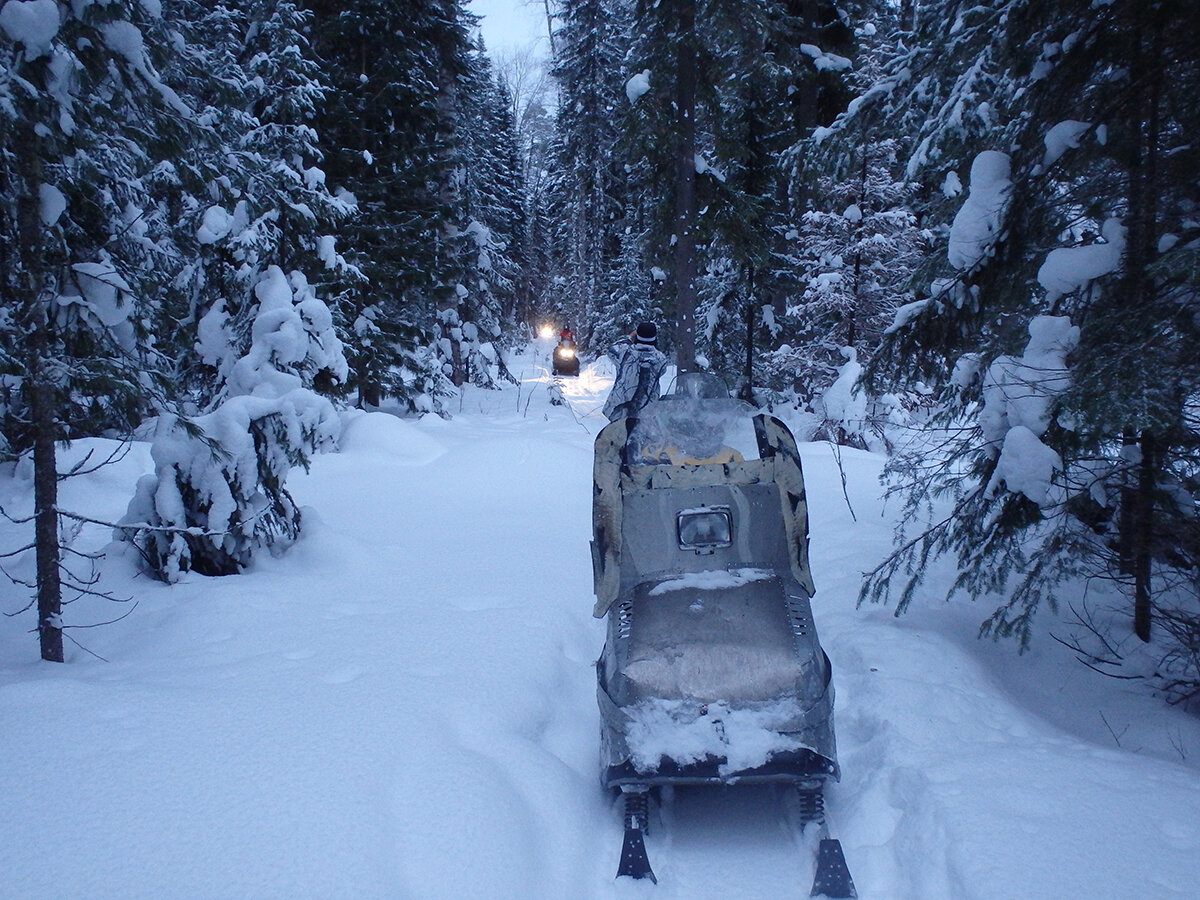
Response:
[627,391,759,466]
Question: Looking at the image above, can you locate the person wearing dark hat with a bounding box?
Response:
[603,321,669,421]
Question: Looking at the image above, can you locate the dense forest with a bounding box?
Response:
[2,0,1198,709]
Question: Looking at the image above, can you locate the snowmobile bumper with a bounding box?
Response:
[603,747,838,789]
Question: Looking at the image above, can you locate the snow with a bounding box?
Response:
[71,260,133,328]
[1037,217,1126,301]
[196,205,235,244]
[885,297,932,334]
[625,69,651,104]
[0,0,60,60]
[822,348,867,428]
[648,567,773,596]
[3,348,1200,898]
[947,151,1011,271]
[800,43,852,72]
[979,316,1078,506]
[985,424,1063,506]
[626,698,809,776]
[38,182,66,225]
[1042,119,1090,166]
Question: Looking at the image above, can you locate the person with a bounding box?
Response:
[559,327,575,345]
[603,321,669,421]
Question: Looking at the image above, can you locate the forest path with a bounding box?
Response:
[1,347,1199,897]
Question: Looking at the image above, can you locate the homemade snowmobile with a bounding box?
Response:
[591,373,856,898]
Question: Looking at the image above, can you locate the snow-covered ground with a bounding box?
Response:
[2,343,1199,899]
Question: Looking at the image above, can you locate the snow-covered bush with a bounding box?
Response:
[120,267,345,581]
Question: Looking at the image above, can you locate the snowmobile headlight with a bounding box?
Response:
[557,347,576,359]
[539,324,554,338]
[677,507,732,551]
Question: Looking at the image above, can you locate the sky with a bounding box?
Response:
[469,0,551,57]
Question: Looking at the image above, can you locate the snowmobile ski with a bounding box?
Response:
[809,837,856,899]
[616,787,656,882]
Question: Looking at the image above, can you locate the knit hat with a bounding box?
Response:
[635,321,658,345]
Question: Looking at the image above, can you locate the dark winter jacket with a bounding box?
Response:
[603,340,668,421]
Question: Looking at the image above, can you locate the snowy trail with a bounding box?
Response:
[2,344,1200,898]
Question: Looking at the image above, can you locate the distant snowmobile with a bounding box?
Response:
[552,338,580,376]
[590,373,856,898]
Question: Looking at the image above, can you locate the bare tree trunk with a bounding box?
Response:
[741,271,756,401]
[30,334,64,663]
[1133,432,1155,642]
[1123,10,1164,642]
[672,0,697,373]
[15,129,63,662]
[542,0,557,55]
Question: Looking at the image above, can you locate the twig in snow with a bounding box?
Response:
[828,441,857,523]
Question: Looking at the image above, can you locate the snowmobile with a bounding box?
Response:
[552,338,580,376]
[591,373,856,898]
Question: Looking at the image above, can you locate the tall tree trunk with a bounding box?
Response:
[30,336,64,663]
[15,129,63,662]
[672,0,697,373]
[1132,432,1155,641]
[1123,8,1164,642]
[741,270,756,401]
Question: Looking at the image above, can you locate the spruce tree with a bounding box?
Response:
[548,0,631,349]
[303,0,468,408]
[1,0,193,659]
[854,1,1200,692]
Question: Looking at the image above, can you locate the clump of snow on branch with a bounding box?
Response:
[947,151,1011,270]
[120,266,346,582]
[38,183,66,225]
[1037,217,1126,302]
[979,316,1079,507]
[625,70,650,104]
[1042,120,1090,166]
[800,43,852,72]
[821,348,867,435]
[0,0,60,60]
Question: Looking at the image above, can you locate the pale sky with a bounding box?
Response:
[469,0,551,57]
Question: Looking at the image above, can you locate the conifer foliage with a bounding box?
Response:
[2,0,521,656]
[851,0,1200,696]
[1,0,194,659]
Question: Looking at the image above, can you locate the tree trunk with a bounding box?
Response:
[1132,432,1155,642]
[672,0,698,373]
[1123,9,1165,642]
[741,271,756,401]
[15,131,63,662]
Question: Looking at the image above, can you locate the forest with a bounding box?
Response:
[2,0,1199,711]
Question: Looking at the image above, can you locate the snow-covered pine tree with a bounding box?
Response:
[448,39,526,387]
[110,0,353,584]
[785,137,925,447]
[621,0,855,376]
[693,0,849,399]
[303,0,468,409]
[548,0,632,350]
[120,266,344,581]
[152,0,357,407]
[1,0,196,659]
[856,1,1200,697]
[599,225,663,352]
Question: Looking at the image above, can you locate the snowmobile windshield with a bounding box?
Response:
[627,393,760,465]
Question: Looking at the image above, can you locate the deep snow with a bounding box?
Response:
[2,344,1199,899]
